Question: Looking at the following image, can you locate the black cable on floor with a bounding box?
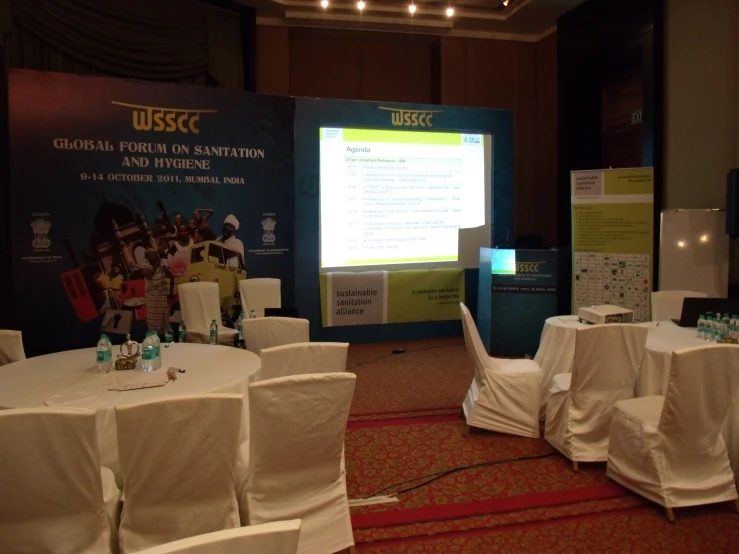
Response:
[362,451,556,499]
[346,343,461,370]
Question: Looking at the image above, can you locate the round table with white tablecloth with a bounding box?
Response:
[535,316,739,474]
[0,343,260,482]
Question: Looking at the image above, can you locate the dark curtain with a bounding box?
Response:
[6,0,244,89]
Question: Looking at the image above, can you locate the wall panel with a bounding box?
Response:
[254,25,559,247]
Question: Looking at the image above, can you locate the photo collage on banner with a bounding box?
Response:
[571,168,654,322]
[9,70,295,354]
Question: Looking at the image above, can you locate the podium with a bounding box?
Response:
[477,248,559,357]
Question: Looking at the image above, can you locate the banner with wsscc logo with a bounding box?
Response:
[8,69,295,355]
[482,249,559,357]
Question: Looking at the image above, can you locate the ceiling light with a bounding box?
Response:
[699,233,710,243]
[677,240,686,249]
[320,0,328,7]
[357,0,365,10]
[409,3,416,13]
[446,7,454,17]
[503,0,509,6]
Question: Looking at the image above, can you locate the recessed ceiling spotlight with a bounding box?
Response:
[357,0,365,10]
[409,3,416,13]
[503,0,509,6]
[446,7,454,17]
[320,0,328,7]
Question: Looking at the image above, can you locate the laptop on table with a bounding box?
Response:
[672,298,739,327]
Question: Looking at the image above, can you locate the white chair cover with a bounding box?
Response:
[651,290,707,322]
[607,344,739,508]
[178,282,238,344]
[239,278,281,318]
[240,373,356,554]
[116,394,243,553]
[241,317,310,356]
[0,407,120,554]
[0,329,26,366]
[460,303,543,438]
[544,324,649,463]
[253,342,349,382]
[136,520,302,554]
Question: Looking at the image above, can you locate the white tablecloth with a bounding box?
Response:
[536,316,739,474]
[0,344,260,482]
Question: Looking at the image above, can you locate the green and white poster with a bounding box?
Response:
[320,269,464,327]
[571,168,654,322]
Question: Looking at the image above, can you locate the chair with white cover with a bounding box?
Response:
[178,282,238,345]
[0,329,25,366]
[460,303,543,438]
[135,520,302,554]
[239,278,281,318]
[651,290,707,322]
[241,317,310,356]
[239,373,356,554]
[0,407,121,554]
[544,324,649,470]
[116,394,243,553]
[253,342,349,382]
[607,344,739,522]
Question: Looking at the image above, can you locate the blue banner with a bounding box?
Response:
[294,97,513,343]
[8,70,295,354]
[485,249,559,356]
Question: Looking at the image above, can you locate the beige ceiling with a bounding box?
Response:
[237,0,587,40]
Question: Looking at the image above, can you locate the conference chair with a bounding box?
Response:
[116,394,243,553]
[607,345,739,522]
[178,282,238,345]
[241,316,310,356]
[135,520,302,554]
[251,342,349,382]
[460,303,543,438]
[239,278,282,318]
[544,324,649,469]
[0,408,121,554]
[651,290,707,322]
[239,373,356,554]
[0,329,26,366]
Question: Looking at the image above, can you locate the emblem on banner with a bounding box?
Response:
[31,218,52,249]
[379,107,443,128]
[111,101,218,134]
[262,218,276,244]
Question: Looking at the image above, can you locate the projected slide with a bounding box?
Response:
[320,127,487,269]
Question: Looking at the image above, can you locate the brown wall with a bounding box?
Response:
[256,25,558,245]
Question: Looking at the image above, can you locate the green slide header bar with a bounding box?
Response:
[334,128,464,145]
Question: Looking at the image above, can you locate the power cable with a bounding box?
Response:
[362,451,556,499]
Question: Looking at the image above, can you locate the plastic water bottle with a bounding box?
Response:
[151,332,162,370]
[95,334,112,374]
[141,332,155,372]
[697,314,705,340]
[179,321,187,343]
[704,317,713,341]
[164,324,174,345]
[237,311,245,340]
[210,319,218,345]
[250,309,257,319]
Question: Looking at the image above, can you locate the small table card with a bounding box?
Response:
[109,372,169,391]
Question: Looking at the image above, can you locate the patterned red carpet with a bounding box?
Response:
[346,337,471,420]
[345,338,739,553]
